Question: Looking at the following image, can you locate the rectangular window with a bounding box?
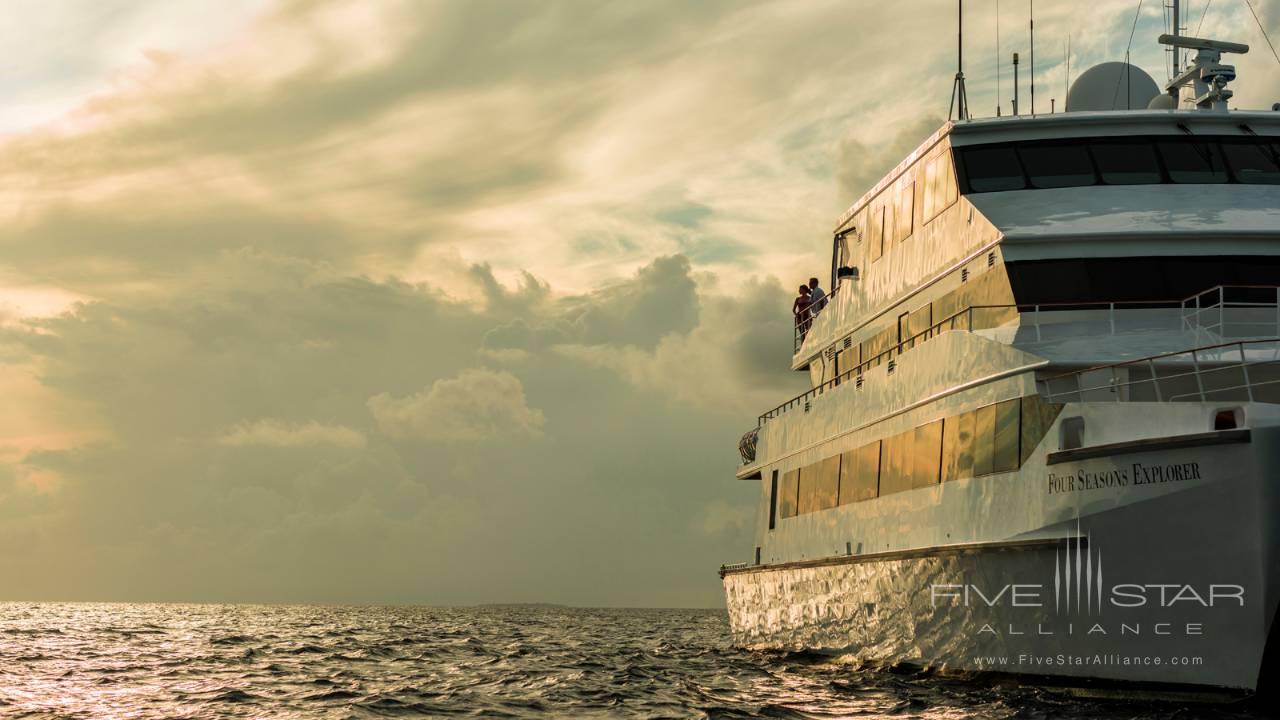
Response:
[992,398,1022,473]
[768,471,778,530]
[1222,140,1280,185]
[868,203,885,262]
[839,441,881,504]
[799,455,841,514]
[1091,140,1162,184]
[922,157,938,220]
[778,469,799,519]
[972,404,996,476]
[941,409,975,482]
[960,146,1026,192]
[879,430,914,496]
[895,181,915,242]
[1018,142,1097,188]
[912,420,944,488]
[1020,395,1065,464]
[1158,140,1229,183]
[897,311,911,348]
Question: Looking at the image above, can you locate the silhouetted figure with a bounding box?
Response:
[793,284,812,342]
[808,277,827,314]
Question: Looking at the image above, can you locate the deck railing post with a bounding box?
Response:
[1109,303,1115,335]
[1148,358,1162,401]
[1191,349,1206,402]
[1239,342,1255,402]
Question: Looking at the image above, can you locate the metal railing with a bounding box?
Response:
[1039,339,1280,404]
[763,285,1280,429]
[768,304,988,425]
[1182,285,1280,339]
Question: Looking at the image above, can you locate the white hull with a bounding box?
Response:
[724,420,1280,690]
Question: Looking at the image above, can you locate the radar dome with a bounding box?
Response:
[1066,62,1159,111]
[1147,92,1177,109]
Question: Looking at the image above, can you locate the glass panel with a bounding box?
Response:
[1222,140,1280,184]
[896,181,915,241]
[961,146,1026,192]
[1018,143,1096,189]
[868,204,885,261]
[922,156,938,218]
[913,420,944,488]
[880,431,914,496]
[1158,140,1229,183]
[839,441,881,504]
[1020,395,1065,464]
[1091,141,1161,184]
[972,404,996,476]
[942,411,975,482]
[993,398,1022,473]
[806,455,841,512]
[778,469,799,518]
[942,152,958,205]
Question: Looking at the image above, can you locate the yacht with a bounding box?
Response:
[721,20,1280,693]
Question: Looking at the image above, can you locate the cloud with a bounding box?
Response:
[368,368,546,442]
[0,0,1215,606]
[216,419,367,449]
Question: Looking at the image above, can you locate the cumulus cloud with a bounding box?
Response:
[368,368,546,442]
[216,419,367,449]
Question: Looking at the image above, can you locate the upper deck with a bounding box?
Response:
[798,110,1280,372]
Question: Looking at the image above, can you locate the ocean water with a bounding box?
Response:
[0,603,1274,719]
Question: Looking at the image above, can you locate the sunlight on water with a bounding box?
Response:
[0,603,1272,718]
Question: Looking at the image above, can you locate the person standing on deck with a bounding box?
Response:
[793,285,813,342]
[807,277,827,315]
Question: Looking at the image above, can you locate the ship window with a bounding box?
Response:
[799,455,841,514]
[1157,140,1229,184]
[941,410,975,482]
[895,181,915,241]
[1018,142,1097,188]
[768,471,778,530]
[992,398,1022,473]
[839,441,881,504]
[913,420,944,488]
[868,203,886,262]
[1222,140,1280,185]
[971,404,996,476]
[879,430,914,496]
[778,469,799,519]
[1091,140,1162,184]
[1020,395,1064,464]
[959,146,1026,192]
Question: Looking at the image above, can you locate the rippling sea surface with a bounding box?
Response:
[2,603,1277,719]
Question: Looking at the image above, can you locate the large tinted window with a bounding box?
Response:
[1157,140,1229,183]
[1222,140,1280,184]
[958,134,1280,191]
[1091,141,1162,184]
[961,146,1026,191]
[1019,143,1096,188]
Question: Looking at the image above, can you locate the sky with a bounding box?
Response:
[1,0,1278,607]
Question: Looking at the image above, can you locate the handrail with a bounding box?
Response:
[766,284,1280,429]
[1038,338,1280,404]
[795,284,1280,356]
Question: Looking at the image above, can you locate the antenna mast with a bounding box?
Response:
[948,0,970,120]
[1029,0,1036,115]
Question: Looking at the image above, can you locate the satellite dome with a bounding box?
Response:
[1067,62,1159,111]
[1147,92,1177,109]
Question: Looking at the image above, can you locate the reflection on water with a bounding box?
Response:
[0,603,1272,718]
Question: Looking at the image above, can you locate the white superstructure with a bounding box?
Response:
[721,22,1280,693]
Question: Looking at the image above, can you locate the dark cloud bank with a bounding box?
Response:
[0,251,802,606]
